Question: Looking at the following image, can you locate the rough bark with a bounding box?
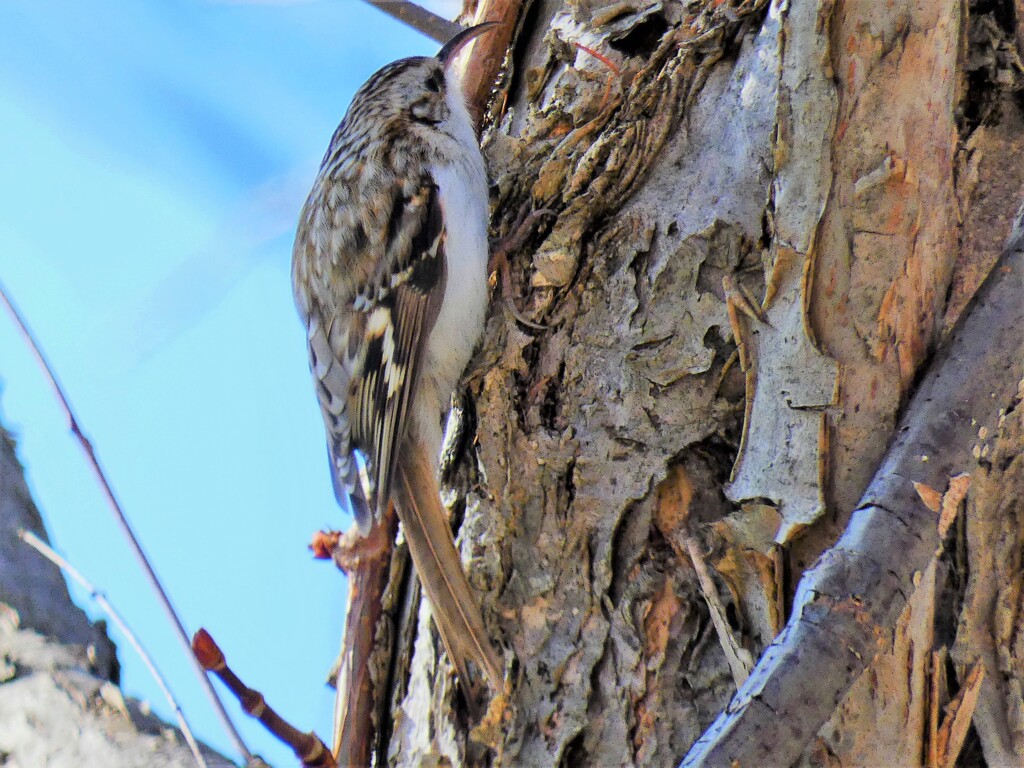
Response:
[353,1,1024,766]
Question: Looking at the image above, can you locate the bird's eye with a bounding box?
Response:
[425,72,442,93]
[411,98,443,125]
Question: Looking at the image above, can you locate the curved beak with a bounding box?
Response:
[437,21,499,70]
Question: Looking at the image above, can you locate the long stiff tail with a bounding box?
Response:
[393,439,502,692]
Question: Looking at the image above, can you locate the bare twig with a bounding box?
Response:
[327,511,396,765]
[360,0,461,43]
[193,629,335,768]
[683,536,754,688]
[18,530,209,768]
[0,281,253,764]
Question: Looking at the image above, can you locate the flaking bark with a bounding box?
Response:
[368,1,1024,766]
[684,196,1024,767]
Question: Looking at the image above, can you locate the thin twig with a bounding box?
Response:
[18,530,209,768]
[193,629,336,768]
[327,514,396,764]
[0,280,253,764]
[360,0,461,43]
[683,536,754,688]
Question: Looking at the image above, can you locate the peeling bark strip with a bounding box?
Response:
[813,0,962,521]
[682,204,1024,767]
[950,367,1024,765]
[726,0,839,542]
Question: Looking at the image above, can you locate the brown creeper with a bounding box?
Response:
[292,24,502,691]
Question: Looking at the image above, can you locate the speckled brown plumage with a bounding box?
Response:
[291,24,503,693]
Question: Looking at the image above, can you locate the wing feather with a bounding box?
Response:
[344,181,445,518]
[298,175,444,530]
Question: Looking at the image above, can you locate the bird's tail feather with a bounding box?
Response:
[394,440,502,693]
[328,440,374,534]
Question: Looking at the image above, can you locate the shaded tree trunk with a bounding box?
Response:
[357,0,1024,765]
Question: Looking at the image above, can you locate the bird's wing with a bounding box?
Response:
[298,173,444,531]
[297,162,501,696]
[345,181,446,521]
[303,302,373,530]
[321,180,442,528]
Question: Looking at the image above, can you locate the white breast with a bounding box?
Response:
[423,157,488,393]
[415,80,490,456]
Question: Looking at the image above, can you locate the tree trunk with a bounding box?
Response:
[358,1,1024,765]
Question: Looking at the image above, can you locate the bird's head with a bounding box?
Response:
[342,23,497,143]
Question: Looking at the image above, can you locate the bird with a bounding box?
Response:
[291,23,503,695]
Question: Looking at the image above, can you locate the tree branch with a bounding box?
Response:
[359,0,461,43]
[682,201,1024,765]
[325,514,396,766]
[193,629,328,768]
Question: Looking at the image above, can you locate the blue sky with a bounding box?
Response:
[0,1,459,764]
